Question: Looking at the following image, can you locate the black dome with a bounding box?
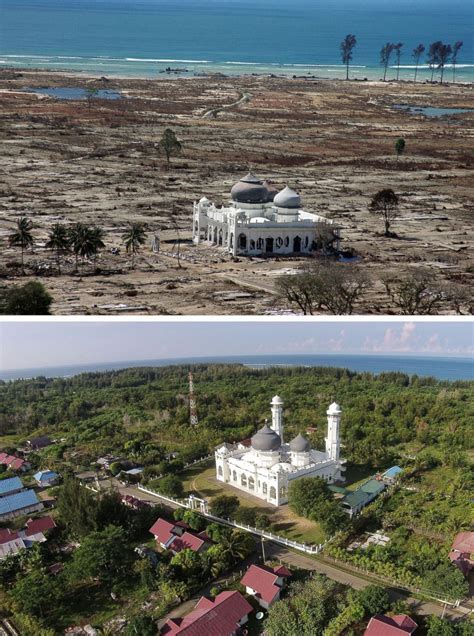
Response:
[251,424,281,451]
[231,172,268,204]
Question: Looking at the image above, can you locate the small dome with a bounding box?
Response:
[231,172,268,204]
[199,196,209,205]
[263,180,278,202]
[251,424,281,452]
[327,402,341,415]
[271,395,283,405]
[289,433,310,453]
[274,186,301,209]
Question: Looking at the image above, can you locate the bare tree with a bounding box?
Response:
[383,270,445,314]
[412,44,425,83]
[369,189,399,237]
[437,43,452,84]
[340,34,357,80]
[380,43,395,81]
[451,41,463,83]
[277,260,368,315]
[427,41,442,82]
[85,87,99,110]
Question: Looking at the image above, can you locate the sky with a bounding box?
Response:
[0,320,472,371]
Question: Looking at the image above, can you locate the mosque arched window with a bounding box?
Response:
[218,465,223,477]
[269,486,277,500]
[238,233,247,250]
[241,473,247,487]
[276,237,283,248]
[262,482,268,494]
[230,233,234,248]
[304,236,309,248]
[250,239,256,250]
[256,238,264,250]
[232,470,237,481]
[284,237,289,247]
[248,476,255,491]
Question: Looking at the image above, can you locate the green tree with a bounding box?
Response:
[356,585,391,615]
[427,41,442,81]
[209,494,240,519]
[218,529,254,563]
[45,223,70,273]
[125,615,156,636]
[383,270,445,315]
[68,524,132,585]
[234,506,257,526]
[437,43,452,84]
[9,216,34,273]
[394,42,403,80]
[85,86,99,110]
[69,223,105,274]
[424,562,469,601]
[171,547,203,578]
[57,476,98,537]
[340,34,357,80]
[395,138,406,160]
[412,44,425,83]
[0,281,53,315]
[369,188,399,237]
[159,128,182,169]
[289,477,332,517]
[451,41,463,83]
[426,616,456,636]
[380,43,395,81]
[159,474,184,497]
[122,222,147,269]
[10,568,60,617]
[182,509,206,531]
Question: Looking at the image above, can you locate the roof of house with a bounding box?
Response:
[452,532,474,554]
[161,590,252,636]
[149,518,176,545]
[0,489,40,516]
[0,476,23,497]
[0,528,20,544]
[0,453,7,462]
[360,479,386,496]
[169,531,207,553]
[25,516,56,536]
[240,563,292,604]
[365,614,417,636]
[383,466,403,479]
[33,470,59,482]
[9,458,26,470]
[342,489,371,508]
[28,436,52,448]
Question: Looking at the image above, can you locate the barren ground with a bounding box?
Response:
[0,69,472,314]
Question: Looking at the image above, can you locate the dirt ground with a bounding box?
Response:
[0,68,472,315]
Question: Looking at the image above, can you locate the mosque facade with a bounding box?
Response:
[215,396,345,506]
[192,173,340,257]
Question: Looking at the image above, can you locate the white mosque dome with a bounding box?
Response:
[327,402,342,414]
[271,395,283,405]
[199,196,209,205]
[251,424,281,452]
[289,433,310,453]
[231,172,268,204]
[274,186,301,209]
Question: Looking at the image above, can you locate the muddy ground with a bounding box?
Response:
[0,69,472,314]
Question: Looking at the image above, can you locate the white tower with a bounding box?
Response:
[270,395,284,443]
[325,402,341,461]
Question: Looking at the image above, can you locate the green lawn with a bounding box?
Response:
[179,463,325,546]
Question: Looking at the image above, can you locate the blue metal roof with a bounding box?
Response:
[383,466,403,478]
[34,470,58,482]
[0,489,40,516]
[0,476,23,497]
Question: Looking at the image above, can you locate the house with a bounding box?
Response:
[341,478,386,517]
[449,532,474,576]
[0,453,30,472]
[240,563,292,609]
[121,494,149,510]
[161,590,252,635]
[27,436,53,451]
[0,515,56,559]
[381,466,403,485]
[0,489,43,521]
[34,470,59,487]
[365,614,417,635]
[149,518,212,554]
[0,476,24,498]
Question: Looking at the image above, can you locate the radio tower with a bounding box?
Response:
[188,371,199,426]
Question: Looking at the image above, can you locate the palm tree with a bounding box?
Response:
[68,223,85,272]
[412,44,425,83]
[69,223,105,274]
[437,43,452,84]
[394,43,403,81]
[122,222,147,269]
[219,531,251,564]
[45,223,70,273]
[9,216,34,273]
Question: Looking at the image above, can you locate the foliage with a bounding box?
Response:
[424,561,469,601]
[340,34,357,80]
[395,138,406,158]
[355,585,391,615]
[159,128,182,168]
[122,222,148,268]
[383,270,445,315]
[125,615,156,636]
[8,216,34,270]
[369,189,399,237]
[289,477,349,537]
[159,474,184,498]
[0,281,53,315]
[10,568,61,617]
[209,494,240,519]
[182,509,207,531]
[45,223,70,273]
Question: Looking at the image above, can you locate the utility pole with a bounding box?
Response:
[261,536,266,563]
[189,371,199,426]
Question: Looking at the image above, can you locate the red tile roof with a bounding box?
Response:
[25,516,56,536]
[0,453,8,462]
[273,565,292,577]
[170,531,207,553]
[365,614,417,636]
[149,518,176,545]
[240,563,292,605]
[2,455,16,465]
[452,532,474,554]
[9,458,25,470]
[0,528,19,545]
[161,590,252,636]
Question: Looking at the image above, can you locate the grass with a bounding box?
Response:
[179,462,325,546]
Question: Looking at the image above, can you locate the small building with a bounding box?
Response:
[0,489,43,521]
[341,478,386,518]
[381,466,403,485]
[168,530,212,555]
[0,453,30,472]
[149,518,187,550]
[121,494,149,510]
[449,532,474,576]
[240,563,292,609]
[34,470,59,487]
[161,590,252,635]
[365,614,417,635]
[0,515,56,559]
[149,518,212,554]
[0,476,24,498]
[27,436,53,451]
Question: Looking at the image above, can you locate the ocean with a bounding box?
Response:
[1,354,472,382]
[1,0,472,81]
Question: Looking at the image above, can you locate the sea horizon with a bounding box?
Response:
[1,0,473,82]
[1,353,472,382]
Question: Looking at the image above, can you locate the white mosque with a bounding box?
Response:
[215,396,345,506]
[192,173,340,257]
